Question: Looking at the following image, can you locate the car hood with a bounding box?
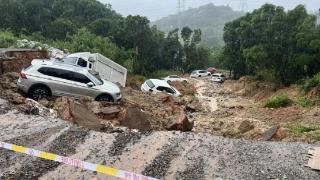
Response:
[98,80,121,93]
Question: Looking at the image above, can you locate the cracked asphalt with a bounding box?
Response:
[0,98,319,179]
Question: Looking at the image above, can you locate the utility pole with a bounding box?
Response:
[239,0,248,12]
[177,0,186,29]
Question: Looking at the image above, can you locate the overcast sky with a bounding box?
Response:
[101,0,319,21]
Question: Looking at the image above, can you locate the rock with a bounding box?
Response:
[238,120,254,133]
[166,108,194,132]
[273,127,286,140]
[261,126,279,141]
[88,101,101,114]
[38,99,50,107]
[9,93,26,104]
[25,98,57,117]
[119,107,152,131]
[69,100,103,130]
[53,97,72,120]
[97,106,122,119]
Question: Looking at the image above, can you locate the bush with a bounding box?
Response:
[153,70,183,79]
[294,97,312,107]
[254,69,277,82]
[300,73,320,92]
[287,124,320,140]
[126,74,147,90]
[0,31,17,48]
[264,95,292,108]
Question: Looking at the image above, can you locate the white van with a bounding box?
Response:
[55,52,127,87]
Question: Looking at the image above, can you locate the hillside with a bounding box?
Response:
[153,3,244,47]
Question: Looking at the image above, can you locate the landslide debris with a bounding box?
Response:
[0,72,198,132]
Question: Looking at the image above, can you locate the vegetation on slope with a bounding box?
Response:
[153,3,243,48]
[0,0,211,76]
[221,4,320,85]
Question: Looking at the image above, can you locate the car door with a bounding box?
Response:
[66,71,98,97]
[37,67,75,96]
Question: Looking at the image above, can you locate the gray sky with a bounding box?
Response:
[101,0,320,21]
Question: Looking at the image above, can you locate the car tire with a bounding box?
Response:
[28,85,51,101]
[96,94,114,102]
[183,80,188,83]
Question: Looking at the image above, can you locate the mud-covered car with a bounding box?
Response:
[17,61,122,102]
[141,79,181,97]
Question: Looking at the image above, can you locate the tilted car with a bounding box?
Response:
[190,70,210,78]
[17,61,122,102]
[212,73,226,83]
[162,75,188,83]
[141,79,182,97]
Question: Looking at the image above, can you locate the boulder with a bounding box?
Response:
[238,120,254,133]
[166,107,194,132]
[119,107,152,131]
[53,97,72,121]
[69,100,103,130]
[9,93,26,104]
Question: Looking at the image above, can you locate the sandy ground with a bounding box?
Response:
[189,77,320,144]
[0,98,320,179]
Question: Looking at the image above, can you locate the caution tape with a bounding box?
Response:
[0,141,158,180]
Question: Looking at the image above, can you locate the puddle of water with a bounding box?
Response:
[194,79,218,112]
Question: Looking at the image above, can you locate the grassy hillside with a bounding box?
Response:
[152,3,243,47]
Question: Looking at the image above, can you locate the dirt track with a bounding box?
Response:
[0,98,320,179]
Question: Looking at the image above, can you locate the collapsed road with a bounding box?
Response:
[0,98,319,179]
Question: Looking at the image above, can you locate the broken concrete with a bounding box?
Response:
[0,49,48,74]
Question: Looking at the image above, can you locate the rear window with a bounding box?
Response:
[199,70,207,73]
[77,58,87,67]
[146,80,155,88]
[170,75,180,78]
[156,86,175,94]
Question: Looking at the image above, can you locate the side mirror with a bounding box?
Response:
[87,82,94,87]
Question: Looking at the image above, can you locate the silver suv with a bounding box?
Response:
[17,61,122,102]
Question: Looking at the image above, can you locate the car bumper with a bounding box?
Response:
[17,79,28,93]
[115,94,122,102]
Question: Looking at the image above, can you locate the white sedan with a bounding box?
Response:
[141,79,182,97]
[162,75,188,83]
[190,70,210,78]
[212,73,226,83]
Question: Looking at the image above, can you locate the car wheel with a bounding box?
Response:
[96,94,114,102]
[29,86,50,100]
[183,80,188,83]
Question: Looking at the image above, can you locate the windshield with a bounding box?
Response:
[88,70,103,85]
[58,57,78,65]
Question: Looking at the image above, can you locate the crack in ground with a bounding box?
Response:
[107,132,146,158]
[142,136,182,179]
[0,127,89,179]
[177,157,206,180]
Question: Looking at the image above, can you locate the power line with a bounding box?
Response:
[239,0,248,11]
[177,0,186,29]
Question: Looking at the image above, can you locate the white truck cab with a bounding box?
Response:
[54,52,127,87]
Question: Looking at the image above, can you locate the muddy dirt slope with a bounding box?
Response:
[0,99,319,179]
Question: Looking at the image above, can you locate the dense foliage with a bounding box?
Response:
[264,95,292,108]
[153,4,243,47]
[222,4,320,85]
[0,0,210,75]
